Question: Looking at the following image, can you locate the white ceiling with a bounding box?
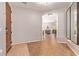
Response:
[10,2,70,12]
[42,13,58,23]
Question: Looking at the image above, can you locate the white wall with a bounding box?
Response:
[57,10,66,43]
[11,5,42,44]
[0,2,5,56]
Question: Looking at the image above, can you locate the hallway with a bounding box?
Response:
[0,2,79,56]
[7,35,75,56]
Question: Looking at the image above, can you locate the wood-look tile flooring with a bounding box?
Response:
[7,35,75,56]
[7,43,29,56]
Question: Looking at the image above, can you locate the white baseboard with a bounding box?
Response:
[57,40,66,44]
[66,40,78,56]
[0,49,2,56]
[67,43,78,56]
[12,39,42,45]
[57,40,78,56]
[58,42,66,44]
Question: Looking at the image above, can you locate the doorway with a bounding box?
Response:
[42,13,58,39]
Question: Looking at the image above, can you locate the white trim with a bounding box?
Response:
[65,2,73,12]
[0,49,2,56]
[67,44,78,56]
[3,2,6,56]
[12,39,41,45]
[57,40,66,44]
[67,43,78,56]
[58,42,66,44]
[66,39,79,56]
[57,40,78,55]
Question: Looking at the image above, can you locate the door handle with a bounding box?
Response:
[6,29,8,32]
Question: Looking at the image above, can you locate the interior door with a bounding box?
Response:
[6,2,12,53]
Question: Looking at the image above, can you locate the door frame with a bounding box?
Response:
[3,2,12,56]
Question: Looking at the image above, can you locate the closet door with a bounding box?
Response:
[71,3,77,44]
[6,2,12,53]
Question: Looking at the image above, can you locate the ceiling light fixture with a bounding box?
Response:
[22,2,27,4]
[36,2,53,5]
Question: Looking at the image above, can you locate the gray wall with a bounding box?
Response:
[11,5,42,44]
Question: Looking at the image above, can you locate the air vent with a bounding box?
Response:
[48,13,53,16]
[22,2,27,4]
